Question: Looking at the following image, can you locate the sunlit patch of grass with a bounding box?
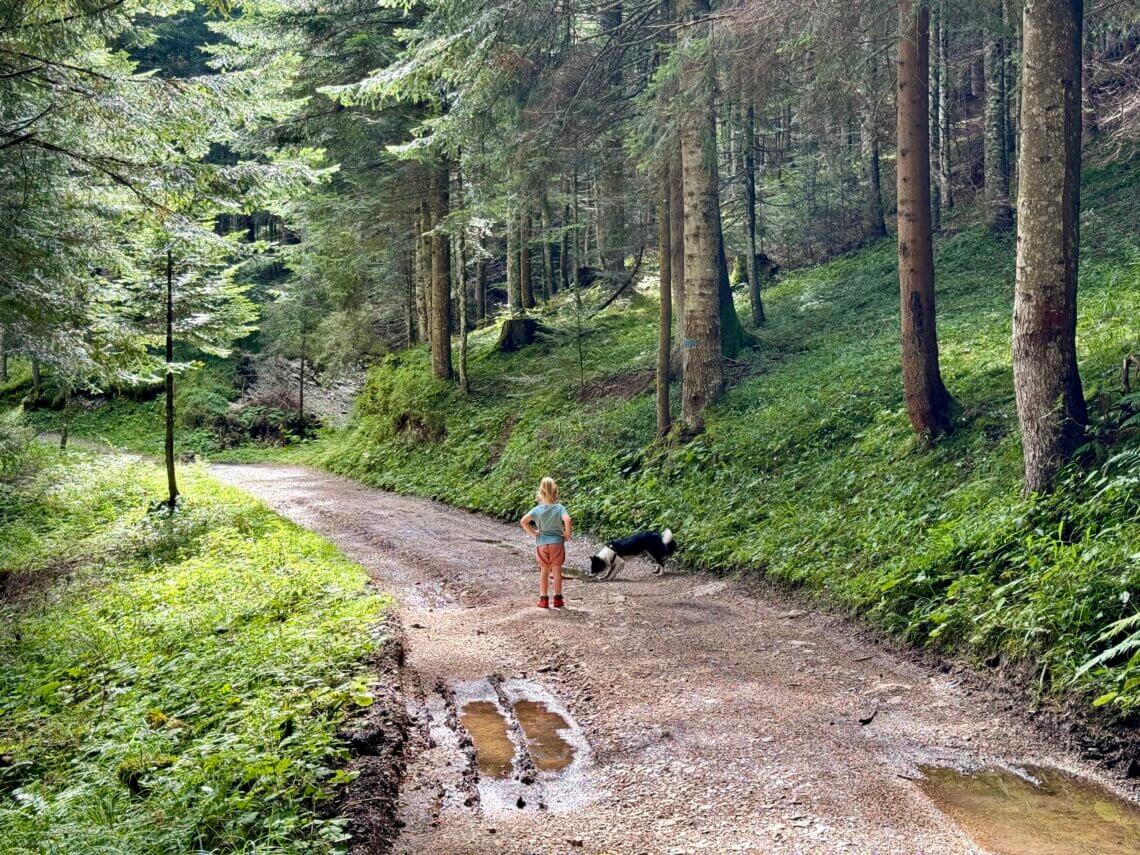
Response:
[0,451,390,853]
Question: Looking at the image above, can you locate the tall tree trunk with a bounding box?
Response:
[429,164,453,380]
[559,202,571,293]
[1007,0,1022,189]
[669,141,686,351]
[929,3,943,233]
[541,193,555,301]
[506,206,522,315]
[520,209,535,309]
[743,103,767,325]
[860,104,888,240]
[402,247,415,346]
[0,326,7,383]
[30,357,40,397]
[599,9,627,280]
[897,0,955,438]
[937,0,954,210]
[415,208,430,342]
[476,256,488,324]
[456,171,470,394]
[679,0,722,433]
[298,335,306,424]
[657,160,673,437]
[1013,0,1087,493]
[164,250,178,509]
[984,9,1014,231]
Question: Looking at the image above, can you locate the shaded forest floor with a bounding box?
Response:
[14,157,1140,720]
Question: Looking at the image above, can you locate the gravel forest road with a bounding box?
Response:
[211,463,1127,855]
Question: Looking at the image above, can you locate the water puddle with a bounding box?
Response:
[515,700,575,772]
[919,764,1140,855]
[459,701,513,779]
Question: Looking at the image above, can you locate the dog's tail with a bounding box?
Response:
[662,528,676,554]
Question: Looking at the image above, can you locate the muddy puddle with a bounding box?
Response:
[920,763,1140,855]
[459,698,575,778]
[459,701,514,779]
[515,700,575,772]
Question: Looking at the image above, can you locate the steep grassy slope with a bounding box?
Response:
[0,449,390,852]
[322,159,1140,710]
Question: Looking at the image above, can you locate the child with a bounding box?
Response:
[520,477,572,609]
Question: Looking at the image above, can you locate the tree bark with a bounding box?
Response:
[164,250,178,509]
[670,139,686,350]
[984,8,1014,231]
[429,164,453,380]
[679,0,723,433]
[402,247,415,346]
[415,207,430,342]
[1013,0,1087,493]
[929,4,943,233]
[897,0,955,439]
[743,103,767,325]
[599,5,627,281]
[860,102,888,241]
[657,160,673,437]
[937,0,954,210]
[520,209,535,309]
[30,357,40,396]
[476,256,487,324]
[541,192,555,301]
[0,326,7,383]
[506,206,522,315]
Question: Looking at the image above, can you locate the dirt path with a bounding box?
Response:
[211,463,1133,855]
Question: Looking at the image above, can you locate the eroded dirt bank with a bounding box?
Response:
[211,463,1140,855]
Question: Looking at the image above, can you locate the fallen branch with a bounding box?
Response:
[590,243,646,317]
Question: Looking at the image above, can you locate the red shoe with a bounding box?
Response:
[537,596,549,609]
[552,595,565,609]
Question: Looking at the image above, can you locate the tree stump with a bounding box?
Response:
[496,317,545,352]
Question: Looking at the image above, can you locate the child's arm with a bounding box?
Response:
[520,512,538,537]
[561,512,572,542]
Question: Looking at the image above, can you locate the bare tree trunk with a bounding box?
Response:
[59,388,71,450]
[860,104,888,240]
[670,139,686,350]
[599,7,627,281]
[938,0,954,210]
[559,201,571,293]
[30,357,40,397]
[657,160,673,437]
[929,3,943,233]
[744,103,767,325]
[298,336,306,424]
[1013,0,1087,493]
[456,218,469,395]
[506,205,522,315]
[897,0,955,439]
[520,209,535,309]
[984,7,1014,231]
[415,207,430,342]
[0,326,7,383]
[476,256,488,324]
[164,250,178,509]
[679,0,722,434]
[429,164,453,380]
[402,247,415,346]
[541,192,555,301]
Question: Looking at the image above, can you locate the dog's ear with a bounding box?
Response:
[590,555,605,574]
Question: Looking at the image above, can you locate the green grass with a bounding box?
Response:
[316,157,1140,711]
[0,449,391,853]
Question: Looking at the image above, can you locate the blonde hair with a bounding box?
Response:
[536,476,559,505]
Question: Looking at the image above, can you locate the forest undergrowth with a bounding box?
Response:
[0,448,390,852]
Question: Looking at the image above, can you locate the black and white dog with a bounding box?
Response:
[589,529,676,580]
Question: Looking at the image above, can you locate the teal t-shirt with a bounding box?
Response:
[528,503,568,545]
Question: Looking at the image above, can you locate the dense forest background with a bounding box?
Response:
[3,0,1140,849]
